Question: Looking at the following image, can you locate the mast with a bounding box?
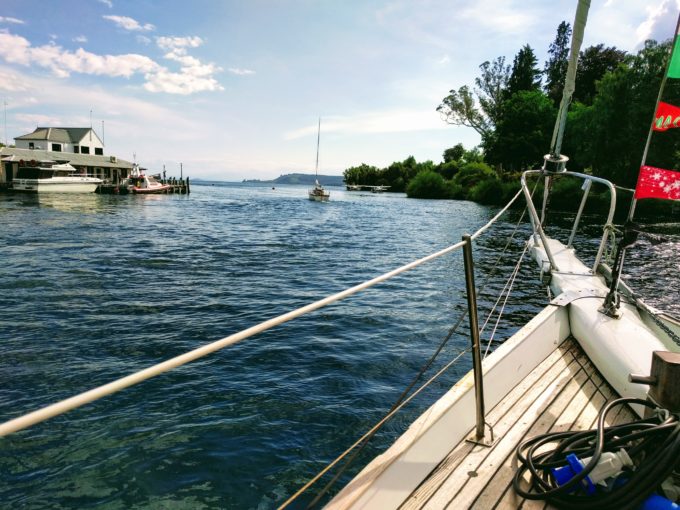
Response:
[548,0,591,169]
[315,118,321,178]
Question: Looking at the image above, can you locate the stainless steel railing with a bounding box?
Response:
[521,167,618,273]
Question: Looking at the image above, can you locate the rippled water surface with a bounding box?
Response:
[0,184,677,509]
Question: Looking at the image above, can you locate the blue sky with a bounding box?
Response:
[0,0,677,181]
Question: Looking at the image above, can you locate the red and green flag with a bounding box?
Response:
[635,165,680,200]
[654,101,680,131]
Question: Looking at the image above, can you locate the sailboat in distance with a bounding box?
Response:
[308,118,330,202]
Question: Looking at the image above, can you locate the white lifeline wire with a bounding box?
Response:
[0,240,466,437]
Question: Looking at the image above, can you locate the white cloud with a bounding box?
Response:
[0,68,29,92]
[228,67,255,76]
[156,36,203,51]
[143,68,223,95]
[0,32,222,94]
[0,64,202,142]
[436,55,450,65]
[149,36,224,94]
[457,1,537,35]
[98,0,113,7]
[14,113,63,126]
[73,35,88,43]
[0,33,159,78]
[0,16,24,25]
[284,110,448,140]
[136,35,152,45]
[103,15,155,32]
[636,0,680,45]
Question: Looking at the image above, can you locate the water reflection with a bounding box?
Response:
[6,192,121,214]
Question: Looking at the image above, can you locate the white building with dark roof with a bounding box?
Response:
[1,127,133,186]
[14,127,105,155]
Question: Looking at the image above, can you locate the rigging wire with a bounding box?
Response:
[482,240,531,359]
[478,178,543,358]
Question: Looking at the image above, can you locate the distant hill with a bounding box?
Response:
[243,173,344,186]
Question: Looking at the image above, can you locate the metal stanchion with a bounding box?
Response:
[462,234,494,447]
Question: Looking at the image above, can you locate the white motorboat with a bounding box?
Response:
[12,162,102,193]
[128,174,172,194]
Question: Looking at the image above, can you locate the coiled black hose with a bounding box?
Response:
[513,397,680,510]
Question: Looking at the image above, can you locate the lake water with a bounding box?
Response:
[0,183,677,509]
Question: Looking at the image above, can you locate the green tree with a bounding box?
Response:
[443,143,465,163]
[491,90,556,171]
[438,57,511,139]
[437,160,460,179]
[437,85,493,139]
[544,21,572,105]
[574,44,626,105]
[469,176,504,205]
[453,161,497,189]
[566,40,680,187]
[343,163,380,185]
[507,45,542,97]
[475,57,511,126]
[406,170,455,199]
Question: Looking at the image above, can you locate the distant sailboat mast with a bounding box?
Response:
[315,117,321,181]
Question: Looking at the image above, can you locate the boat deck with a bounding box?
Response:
[400,337,636,509]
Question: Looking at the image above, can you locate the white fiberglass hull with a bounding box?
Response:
[308,192,330,202]
[12,177,102,193]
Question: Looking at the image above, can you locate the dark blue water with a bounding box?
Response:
[0,184,677,509]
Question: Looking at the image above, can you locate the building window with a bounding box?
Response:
[95,148,103,155]
[74,145,80,154]
[81,146,90,154]
[52,143,62,152]
[29,142,34,149]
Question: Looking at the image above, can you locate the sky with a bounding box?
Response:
[0,0,678,181]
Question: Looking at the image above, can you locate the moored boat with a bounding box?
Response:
[308,118,330,202]
[11,161,102,193]
[128,174,172,194]
[309,179,330,202]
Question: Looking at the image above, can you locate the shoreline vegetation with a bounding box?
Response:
[343,23,680,220]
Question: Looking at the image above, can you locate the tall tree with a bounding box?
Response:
[443,143,466,163]
[574,44,626,105]
[438,57,511,139]
[506,45,542,97]
[544,21,572,105]
[490,90,556,171]
[475,56,510,126]
[437,85,493,139]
